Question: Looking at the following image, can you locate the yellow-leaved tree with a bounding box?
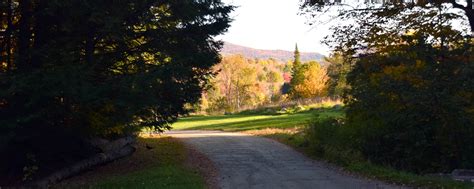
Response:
[292,61,328,99]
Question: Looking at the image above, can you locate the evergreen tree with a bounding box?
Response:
[289,44,304,99]
[293,44,301,68]
[0,0,232,182]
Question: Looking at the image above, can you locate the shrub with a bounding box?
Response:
[306,117,364,166]
[344,35,474,173]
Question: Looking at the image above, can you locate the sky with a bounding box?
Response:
[217,0,332,55]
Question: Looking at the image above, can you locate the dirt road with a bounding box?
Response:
[166,130,403,189]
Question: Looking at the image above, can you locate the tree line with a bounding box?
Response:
[198,47,334,114]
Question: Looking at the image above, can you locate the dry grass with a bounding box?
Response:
[242,127,302,136]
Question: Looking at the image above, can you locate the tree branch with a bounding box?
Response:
[449,0,467,10]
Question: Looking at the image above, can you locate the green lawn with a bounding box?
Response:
[172,108,344,131]
[90,166,203,189]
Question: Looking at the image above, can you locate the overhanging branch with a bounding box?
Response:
[448,0,467,10]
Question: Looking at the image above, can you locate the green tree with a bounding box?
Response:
[325,53,350,98]
[346,35,474,173]
[326,8,474,172]
[301,0,474,172]
[0,0,232,181]
[289,44,305,99]
[293,44,302,68]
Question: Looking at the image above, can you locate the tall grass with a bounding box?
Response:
[304,117,474,188]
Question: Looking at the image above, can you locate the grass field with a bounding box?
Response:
[55,137,205,189]
[172,108,344,131]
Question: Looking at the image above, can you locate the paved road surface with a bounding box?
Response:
[166,130,404,189]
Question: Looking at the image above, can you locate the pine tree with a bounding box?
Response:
[0,0,233,180]
[289,43,304,99]
[293,44,301,68]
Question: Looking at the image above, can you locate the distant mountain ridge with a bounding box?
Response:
[220,42,324,62]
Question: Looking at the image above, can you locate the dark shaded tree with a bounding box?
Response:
[321,5,474,172]
[325,53,350,98]
[345,34,474,172]
[0,0,232,184]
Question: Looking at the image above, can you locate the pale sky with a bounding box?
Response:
[217,0,332,55]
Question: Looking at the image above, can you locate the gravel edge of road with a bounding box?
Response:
[184,142,220,189]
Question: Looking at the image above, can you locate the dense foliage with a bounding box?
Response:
[346,35,474,173]
[306,6,474,173]
[291,61,328,99]
[200,52,327,114]
[325,53,349,98]
[289,45,303,99]
[290,45,328,99]
[0,0,232,183]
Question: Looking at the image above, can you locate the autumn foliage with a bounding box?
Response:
[198,53,329,114]
[291,61,328,99]
[201,55,287,113]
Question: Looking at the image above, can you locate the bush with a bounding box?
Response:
[344,35,474,173]
[306,117,364,166]
[307,36,474,174]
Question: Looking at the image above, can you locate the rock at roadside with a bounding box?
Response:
[452,169,474,182]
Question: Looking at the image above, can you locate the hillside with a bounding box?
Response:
[221,42,324,62]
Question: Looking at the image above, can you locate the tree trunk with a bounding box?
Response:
[85,29,95,65]
[236,80,241,111]
[467,10,474,35]
[31,0,47,69]
[17,0,34,70]
[5,0,13,71]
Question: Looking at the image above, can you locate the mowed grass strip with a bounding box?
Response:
[172,108,343,131]
[55,137,205,189]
